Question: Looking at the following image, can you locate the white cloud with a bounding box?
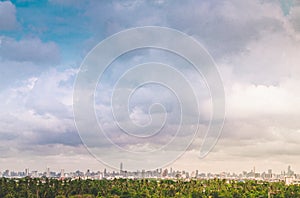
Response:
[226,80,300,119]
[0,68,80,158]
[1,0,300,171]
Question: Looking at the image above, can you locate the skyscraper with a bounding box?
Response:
[46,167,50,178]
[120,162,123,174]
[287,165,294,176]
[60,169,65,178]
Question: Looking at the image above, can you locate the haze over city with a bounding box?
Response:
[0,0,300,174]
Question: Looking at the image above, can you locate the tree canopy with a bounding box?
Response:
[0,177,299,197]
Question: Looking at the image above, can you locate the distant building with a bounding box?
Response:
[46,168,50,178]
[287,165,294,177]
[120,162,123,172]
[60,169,65,178]
[162,169,168,177]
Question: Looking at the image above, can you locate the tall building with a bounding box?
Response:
[120,162,123,173]
[268,169,272,178]
[287,165,294,176]
[104,168,107,177]
[3,170,9,177]
[86,169,91,178]
[46,168,50,178]
[60,169,65,178]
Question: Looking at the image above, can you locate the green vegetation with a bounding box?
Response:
[0,177,299,197]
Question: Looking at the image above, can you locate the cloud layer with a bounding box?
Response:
[0,0,300,172]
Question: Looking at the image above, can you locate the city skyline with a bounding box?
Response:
[0,163,298,177]
[1,1,300,172]
[1,163,299,185]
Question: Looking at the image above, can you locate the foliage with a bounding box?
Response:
[0,177,299,197]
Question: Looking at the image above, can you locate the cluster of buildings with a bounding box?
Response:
[1,164,300,185]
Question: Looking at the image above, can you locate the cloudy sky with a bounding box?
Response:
[1,0,300,173]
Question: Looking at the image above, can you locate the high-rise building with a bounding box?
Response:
[46,168,50,178]
[3,170,9,177]
[287,165,294,176]
[60,169,65,178]
[86,169,91,178]
[268,169,272,178]
[142,169,145,178]
[120,162,123,172]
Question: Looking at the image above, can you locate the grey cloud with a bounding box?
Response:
[0,1,17,30]
[78,0,287,61]
[214,139,300,159]
[289,5,300,33]
[32,130,82,146]
[0,37,60,64]
[165,0,285,59]
[1,0,300,171]
[223,33,300,85]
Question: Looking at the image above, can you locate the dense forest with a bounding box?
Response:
[0,177,299,198]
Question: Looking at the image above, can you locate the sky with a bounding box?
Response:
[0,0,300,174]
